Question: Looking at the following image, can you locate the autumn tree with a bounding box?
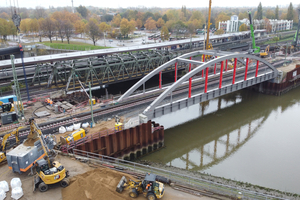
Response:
[0,12,9,20]
[136,19,143,29]
[186,21,195,35]
[144,17,156,32]
[266,9,275,19]
[214,29,224,35]
[172,20,186,37]
[287,3,294,20]
[120,18,135,37]
[257,2,263,20]
[76,5,88,18]
[20,19,31,35]
[112,14,121,27]
[156,18,165,28]
[41,17,56,43]
[86,18,103,46]
[75,20,86,37]
[239,23,248,32]
[160,26,169,41]
[238,11,248,20]
[215,12,230,29]
[162,14,168,22]
[275,5,279,19]
[0,19,12,41]
[264,18,272,33]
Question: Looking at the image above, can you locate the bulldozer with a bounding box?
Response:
[27,118,70,192]
[116,173,165,200]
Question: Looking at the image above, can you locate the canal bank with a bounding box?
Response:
[143,86,300,195]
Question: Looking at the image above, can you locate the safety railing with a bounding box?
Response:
[71,149,289,200]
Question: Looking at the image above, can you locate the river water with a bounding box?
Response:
[143,87,300,194]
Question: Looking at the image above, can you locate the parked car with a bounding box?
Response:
[109,39,113,42]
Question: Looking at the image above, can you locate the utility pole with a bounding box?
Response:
[11,55,25,120]
[71,0,74,13]
[89,82,95,127]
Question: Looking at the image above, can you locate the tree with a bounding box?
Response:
[0,19,13,41]
[287,3,294,20]
[41,17,56,43]
[20,18,31,35]
[144,17,156,32]
[86,18,103,46]
[0,12,9,20]
[257,2,263,20]
[111,14,121,27]
[239,23,247,32]
[120,18,134,37]
[64,20,74,44]
[238,11,248,20]
[75,20,86,37]
[266,10,275,19]
[172,20,186,37]
[99,22,111,33]
[215,12,230,29]
[214,29,224,35]
[275,5,279,19]
[186,21,195,35]
[37,18,44,42]
[34,6,47,19]
[76,5,88,18]
[162,14,168,22]
[160,26,169,41]
[156,18,165,28]
[264,18,272,33]
[136,19,142,29]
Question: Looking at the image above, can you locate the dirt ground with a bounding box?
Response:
[54,116,124,142]
[0,155,214,200]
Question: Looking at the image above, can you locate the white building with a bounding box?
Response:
[219,15,293,33]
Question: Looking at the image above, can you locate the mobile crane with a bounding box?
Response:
[248,11,260,55]
[0,127,23,163]
[27,118,69,192]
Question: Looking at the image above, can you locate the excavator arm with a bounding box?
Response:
[1,127,23,151]
[248,11,260,54]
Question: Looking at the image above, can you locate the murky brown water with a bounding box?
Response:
[144,87,300,194]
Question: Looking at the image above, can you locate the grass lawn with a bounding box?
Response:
[263,37,294,45]
[40,40,111,51]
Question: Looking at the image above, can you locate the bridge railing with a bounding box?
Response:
[71,149,288,200]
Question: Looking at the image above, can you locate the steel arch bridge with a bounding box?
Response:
[117,50,279,119]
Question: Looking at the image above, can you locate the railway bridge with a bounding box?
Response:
[117,50,279,119]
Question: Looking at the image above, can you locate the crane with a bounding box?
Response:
[291,9,300,51]
[205,0,213,51]
[248,11,260,55]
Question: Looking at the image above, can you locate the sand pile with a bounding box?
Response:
[23,138,39,146]
[62,167,137,200]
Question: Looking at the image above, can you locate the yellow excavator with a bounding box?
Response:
[28,118,69,192]
[0,127,23,163]
[260,45,270,58]
[0,101,15,113]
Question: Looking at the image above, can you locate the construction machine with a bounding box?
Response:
[59,128,87,146]
[116,173,165,200]
[0,127,23,163]
[260,45,270,58]
[0,101,15,113]
[291,9,300,52]
[248,11,260,55]
[202,0,213,61]
[27,118,69,192]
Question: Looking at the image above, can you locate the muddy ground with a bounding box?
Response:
[0,155,213,200]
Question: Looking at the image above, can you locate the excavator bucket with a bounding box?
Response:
[116,176,127,193]
[60,136,67,145]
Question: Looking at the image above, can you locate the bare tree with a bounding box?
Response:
[41,17,56,43]
[64,20,74,44]
[86,18,103,46]
[56,19,66,43]
[35,6,47,19]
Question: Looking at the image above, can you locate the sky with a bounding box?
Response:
[4,0,299,9]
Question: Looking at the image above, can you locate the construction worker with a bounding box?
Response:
[146,182,152,191]
[49,99,53,107]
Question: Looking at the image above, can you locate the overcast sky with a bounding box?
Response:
[4,0,299,9]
